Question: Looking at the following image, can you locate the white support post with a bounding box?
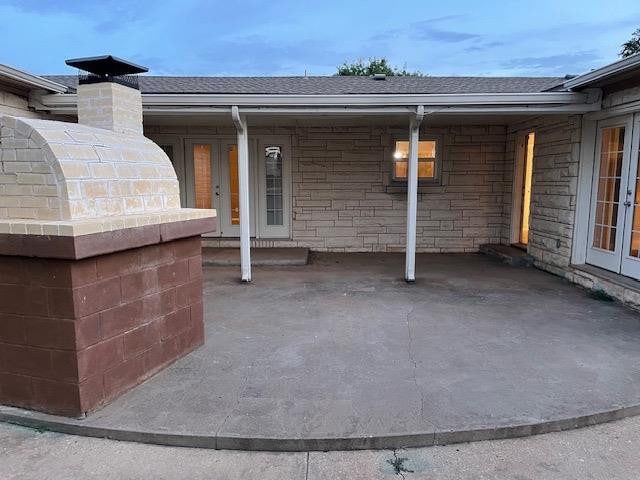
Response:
[405,106,424,282]
[232,106,251,282]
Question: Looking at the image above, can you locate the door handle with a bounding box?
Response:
[624,201,632,207]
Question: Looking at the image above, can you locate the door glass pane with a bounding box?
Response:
[193,144,212,209]
[593,126,625,251]
[265,146,283,226]
[630,149,640,258]
[228,145,240,225]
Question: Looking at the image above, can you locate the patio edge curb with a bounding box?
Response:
[2,404,640,452]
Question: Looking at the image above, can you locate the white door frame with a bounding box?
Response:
[621,113,640,278]
[585,115,634,272]
[256,135,292,239]
[218,137,258,237]
[184,137,222,237]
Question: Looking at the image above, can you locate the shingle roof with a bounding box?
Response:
[42,75,565,95]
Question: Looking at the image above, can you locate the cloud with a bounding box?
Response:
[501,51,601,75]
[464,40,506,53]
[371,15,481,44]
[408,18,482,43]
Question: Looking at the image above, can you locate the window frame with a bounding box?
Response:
[389,134,442,186]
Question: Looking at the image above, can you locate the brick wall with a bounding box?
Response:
[77,83,143,136]
[0,116,180,221]
[0,236,204,416]
[503,115,582,275]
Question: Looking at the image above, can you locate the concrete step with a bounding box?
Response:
[479,244,534,267]
[202,247,309,266]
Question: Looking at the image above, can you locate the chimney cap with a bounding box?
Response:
[65,55,148,77]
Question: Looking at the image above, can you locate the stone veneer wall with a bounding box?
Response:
[150,124,508,252]
[0,89,42,118]
[0,236,204,416]
[503,115,583,275]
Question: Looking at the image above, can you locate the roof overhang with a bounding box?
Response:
[0,64,69,94]
[32,90,601,117]
[564,53,640,90]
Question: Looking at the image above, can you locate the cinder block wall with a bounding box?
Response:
[0,236,204,416]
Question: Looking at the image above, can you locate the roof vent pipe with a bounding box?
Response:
[373,73,386,80]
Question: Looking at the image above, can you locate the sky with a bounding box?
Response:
[1,0,639,78]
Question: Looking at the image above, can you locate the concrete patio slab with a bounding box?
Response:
[202,247,309,266]
[2,253,640,451]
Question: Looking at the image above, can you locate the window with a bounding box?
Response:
[392,140,438,181]
[227,145,240,225]
[265,146,283,225]
[193,144,213,209]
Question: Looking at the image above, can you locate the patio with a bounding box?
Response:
[3,252,640,451]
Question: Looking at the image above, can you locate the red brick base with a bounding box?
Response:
[0,236,205,417]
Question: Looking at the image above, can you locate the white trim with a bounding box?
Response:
[571,117,596,265]
[34,91,599,115]
[564,53,640,90]
[0,64,69,93]
[620,113,640,278]
[585,115,635,271]
[405,106,424,282]
[233,106,252,282]
[256,136,292,239]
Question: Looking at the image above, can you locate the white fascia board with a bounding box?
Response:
[0,64,68,93]
[564,53,640,90]
[35,91,598,115]
[141,92,589,106]
[140,104,600,116]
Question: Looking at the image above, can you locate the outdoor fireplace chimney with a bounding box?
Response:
[66,55,148,136]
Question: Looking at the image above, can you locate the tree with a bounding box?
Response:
[620,28,640,58]
[336,57,423,76]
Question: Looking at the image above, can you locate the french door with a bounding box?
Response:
[586,113,640,279]
[185,138,256,237]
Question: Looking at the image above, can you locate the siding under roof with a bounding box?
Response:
[43,75,564,95]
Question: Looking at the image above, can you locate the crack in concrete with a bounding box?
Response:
[216,361,254,439]
[387,448,414,478]
[405,306,425,423]
[305,451,310,480]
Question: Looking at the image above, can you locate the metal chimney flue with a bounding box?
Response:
[66,55,148,90]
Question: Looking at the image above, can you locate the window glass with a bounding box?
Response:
[593,127,625,251]
[393,140,437,181]
[193,144,212,209]
[228,145,240,225]
[265,146,283,225]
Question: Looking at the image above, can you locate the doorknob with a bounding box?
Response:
[215,185,220,196]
